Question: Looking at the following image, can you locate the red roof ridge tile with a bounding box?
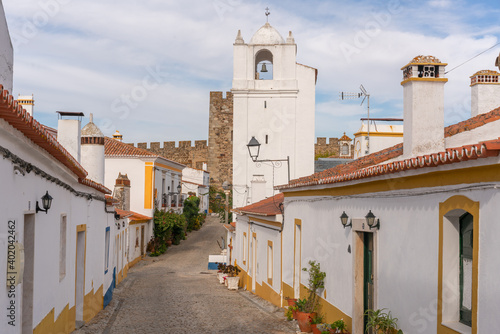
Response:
[445,106,500,137]
[104,137,158,158]
[115,209,152,221]
[0,86,88,179]
[79,178,112,195]
[235,193,284,216]
[278,138,500,190]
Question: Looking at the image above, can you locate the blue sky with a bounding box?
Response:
[3,0,500,144]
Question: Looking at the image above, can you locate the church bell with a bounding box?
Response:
[260,63,268,73]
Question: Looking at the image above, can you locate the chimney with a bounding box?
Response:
[113,173,131,211]
[81,113,105,184]
[17,94,34,117]
[113,130,123,142]
[57,111,84,163]
[470,70,500,117]
[401,55,447,158]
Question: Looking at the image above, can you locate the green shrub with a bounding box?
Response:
[151,209,186,254]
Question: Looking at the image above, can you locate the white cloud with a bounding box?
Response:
[2,0,500,144]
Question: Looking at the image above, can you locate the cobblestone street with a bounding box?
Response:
[72,216,298,334]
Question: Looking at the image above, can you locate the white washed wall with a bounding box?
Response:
[0,119,112,333]
[283,176,500,333]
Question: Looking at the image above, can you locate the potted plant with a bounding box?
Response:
[285,296,297,307]
[330,319,350,333]
[310,314,324,334]
[224,265,241,290]
[216,263,227,284]
[364,309,403,334]
[295,261,326,332]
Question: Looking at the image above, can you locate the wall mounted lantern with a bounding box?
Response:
[340,211,351,228]
[177,184,182,193]
[246,137,290,183]
[247,136,261,162]
[366,210,380,230]
[36,191,53,214]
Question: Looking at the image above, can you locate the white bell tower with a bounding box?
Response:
[232,19,316,207]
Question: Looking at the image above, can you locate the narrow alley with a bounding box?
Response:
[72,216,297,334]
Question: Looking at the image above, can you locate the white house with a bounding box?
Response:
[353,118,403,159]
[104,134,186,263]
[0,88,117,333]
[182,166,210,213]
[232,22,317,208]
[233,55,500,334]
[231,193,284,307]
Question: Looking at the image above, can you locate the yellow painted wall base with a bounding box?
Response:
[33,304,76,334]
[281,282,352,331]
[129,255,144,269]
[256,281,281,308]
[116,264,129,286]
[84,285,104,322]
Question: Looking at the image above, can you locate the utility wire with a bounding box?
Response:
[445,41,500,74]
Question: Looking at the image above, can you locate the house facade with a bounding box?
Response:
[0,88,116,333]
[232,56,500,334]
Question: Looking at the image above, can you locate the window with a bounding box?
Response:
[267,241,273,285]
[439,195,478,333]
[135,227,140,247]
[104,227,110,274]
[59,215,67,280]
[460,213,473,326]
[264,101,267,108]
[243,232,247,265]
[341,143,349,156]
[265,135,268,144]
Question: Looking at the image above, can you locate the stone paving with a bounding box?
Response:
[72,216,299,334]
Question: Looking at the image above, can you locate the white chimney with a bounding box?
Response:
[470,70,500,117]
[81,113,105,184]
[401,55,447,158]
[57,111,83,163]
[17,94,34,117]
[113,130,123,142]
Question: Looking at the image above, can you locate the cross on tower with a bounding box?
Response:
[265,7,270,22]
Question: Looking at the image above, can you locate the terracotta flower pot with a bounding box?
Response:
[311,324,322,334]
[296,311,316,333]
[287,298,297,307]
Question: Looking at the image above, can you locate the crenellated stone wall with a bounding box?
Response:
[136,140,208,170]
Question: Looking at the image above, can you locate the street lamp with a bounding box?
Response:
[222,181,231,225]
[246,137,290,183]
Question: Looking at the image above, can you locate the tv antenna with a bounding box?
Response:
[340,85,371,154]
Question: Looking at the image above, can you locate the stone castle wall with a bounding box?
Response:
[207,91,233,188]
[136,140,208,170]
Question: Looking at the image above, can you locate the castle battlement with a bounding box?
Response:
[136,140,208,150]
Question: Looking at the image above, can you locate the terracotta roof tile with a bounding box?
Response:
[105,137,158,158]
[278,138,500,190]
[115,209,152,221]
[235,193,284,216]
[444,106,500,137]
[339,132,351,141]
[79,178,112,195]
[0,86,88,179]
[284,143,403,189]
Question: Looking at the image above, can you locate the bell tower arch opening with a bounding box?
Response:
[255,49,273,80]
